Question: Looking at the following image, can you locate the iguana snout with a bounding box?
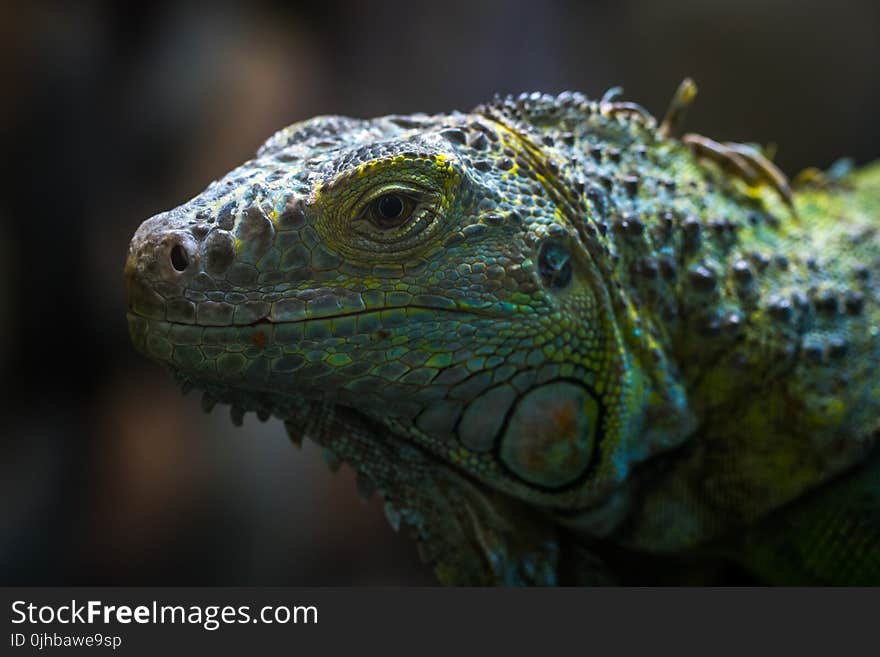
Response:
[124,211,203,320]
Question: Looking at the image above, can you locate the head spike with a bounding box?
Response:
[600,86,624,105]
[659,77,698,139]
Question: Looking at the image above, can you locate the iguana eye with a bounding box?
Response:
[367,193,415,229]
[347,178,444,246]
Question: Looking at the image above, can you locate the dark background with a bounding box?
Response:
[2,0,878,585]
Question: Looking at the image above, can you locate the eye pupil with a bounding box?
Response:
[377,194,404,220]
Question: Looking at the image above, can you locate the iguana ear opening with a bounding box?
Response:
[538,241,573,289]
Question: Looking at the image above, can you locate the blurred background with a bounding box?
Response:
[1,0,878,585]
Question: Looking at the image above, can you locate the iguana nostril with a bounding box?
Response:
[170,244,189,272]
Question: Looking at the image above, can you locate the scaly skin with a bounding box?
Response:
[125,88,880,584]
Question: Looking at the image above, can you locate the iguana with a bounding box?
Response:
[125,81,880,585]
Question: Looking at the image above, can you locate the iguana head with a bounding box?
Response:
[125,96,693,514]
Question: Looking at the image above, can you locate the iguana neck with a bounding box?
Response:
[613,161,880,551]
[534,112,878,429]
[518,109,880,545]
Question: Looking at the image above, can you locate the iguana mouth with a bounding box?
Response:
[126,301,513,329]
[125,303,511,372]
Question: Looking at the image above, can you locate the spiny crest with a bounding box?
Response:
[477,88,657,131]
[474,89,659,160]
[478,80,793,211]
